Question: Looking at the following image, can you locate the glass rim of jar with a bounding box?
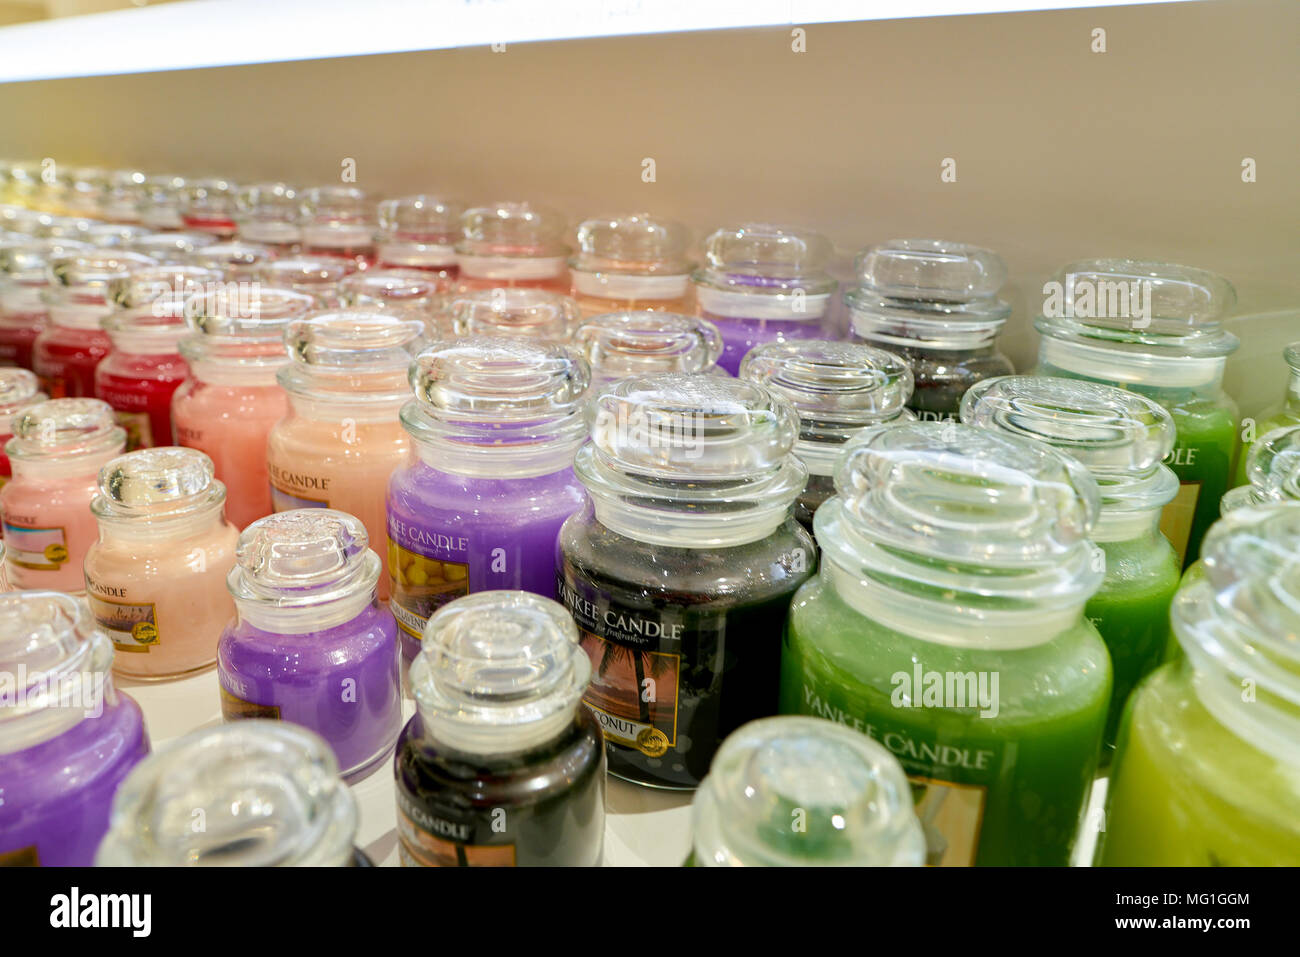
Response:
[338,268,444,309]
[441,287,580,341]
[1033,313,1239,361]
[845,287,1011,347]
[568,254,694,278]
[572,311,724,378]
[691,263,837,297]
[852,238,1007,302]
[0,590,111,729]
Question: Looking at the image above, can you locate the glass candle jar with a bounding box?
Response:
[739,340,914,530]
[388,336,588,663]
[0,368,44,489]
[442,287,579,343]
[571,310,724,388]
[218,508,401,780]
[235,182,302,254]
[339,268,444,337]
[1099,503,1300,865]
[184,240,278,283]
[558,374,814,789]
[100,169,147,225]
[82,223,152,248]
[84,447,238,679]
[173,285,316,529]
[96,721,365,866]
[126,230,218,265]
[569,213,692,316]
[0,591,149,867]
[846,239,1013,421]
[961,375,1181,758]
[1221,423,1300,513]
[376,195,460,283]
[1035,259,1240,567]
[0,238,91,369]
[690,716,925,866]
[1,398,125,591]
[34,250,157,397]
[779,421,1110,866]
[454,202,569,294]
[137,174,188,231]
[180,178,238,238]
[1234,341,1300,485]
[396,591,605,867]
[300,186,376,269]
[268,311,424,602]
[257,256,354,308]
[691,223,837,376]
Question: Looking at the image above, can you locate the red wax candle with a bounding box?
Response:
[33,327,113,398]
[0,238,93,370]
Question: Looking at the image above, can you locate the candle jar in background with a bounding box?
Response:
[0,368,44,490]
[185,240,279,283]
[126,230,219,265]
[301,186,376,269]
[0,237,91,369]
[235,182,302,255]
[569,213,692,316]
[137,174,189,232]
[180,178,239,238]
[1221,423,1300,514]
[571,310,724,389]
[441,287,579,343]
[100,170,147,225]
[454,202,569,294]
[81,223,152,249]
[257,256,355,308]
[376,195,460,285]
[339,269,444,338]
[1234,340,1300,485]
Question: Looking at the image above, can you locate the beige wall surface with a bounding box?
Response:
[1,0,1296,412]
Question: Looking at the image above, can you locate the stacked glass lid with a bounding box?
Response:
[1222,424,1300,512]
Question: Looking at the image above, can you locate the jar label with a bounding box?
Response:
[86,591,160,654]
[573,628,681,758]
[909,775,986,867]
[2,522,69,570]
[0,845,39,866]
[110,409,154,452]
[218,684,282,721]
[395,795,516,867]
[387,532,470,645]
[1158,480,1200,566]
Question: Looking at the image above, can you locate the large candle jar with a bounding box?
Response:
[442,288,579,343]
[300,186,376,269]
[180,177,238,238]
[557,374,814,789]
[376,195,460,284]
[846,239,1013,421]
[396,591,605,867]
[1,398,125,591]
[1099,503,1300,865]
[569,213,692,316]
[961,375,1181,758]
[184,240,278,283]
[339,269,444,337]
[1035,259,1240,567]
[0,591,150,866]
[234,182,302,254]
[1234,340,1300,485]
[0,368,44,489]
[96,721,366,866]
[779,421,1110,866]
[0,238,91,368]
[571,310,723,388]
[267,311,424,601]
[454,202,569,294]
[690,716,924,866]
[34,250,157,397]
[739,339,914,531]
[257,256,354,308]
[173,285,316,529]
[218,508,401,781]
[387,336,588,663]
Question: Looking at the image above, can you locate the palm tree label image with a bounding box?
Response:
[579,629,682,758]
[387,537,470,644]
[395,792,517,867]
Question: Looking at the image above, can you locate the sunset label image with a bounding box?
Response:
[579,629,680,756]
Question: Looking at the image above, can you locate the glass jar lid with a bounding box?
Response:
[300,186,374,246]
[279,309,426,403]
[95,721,358,867]
[0,368,44,422]
[109,263,223,309]
[1222,425,1300,513]
[47,250,158,295]
[181,177,237,228]
[338,268,444,328]
[234,182,301,244]
[691,716,925,866]
[125,231,218,263]
[739,340,914,476]
[104,265,223,350]
[0,237,91,284]
[442,288,579,342]
[571,311,723,383]
[184,241,277,280]
[92,446,225,523]
[570,212,690,278]
[180,284,315,366]
[257,257,355,306]
[456,201,569,260]
[82,223,152,248]
[7,397,126,461]
[377,195,461,244]
[692,223,837,310]
[409,591,591,756]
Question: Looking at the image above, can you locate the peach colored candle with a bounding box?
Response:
[569,213,694,317]
[454,202,570,295]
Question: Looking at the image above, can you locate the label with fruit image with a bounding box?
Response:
[387,524,470,644]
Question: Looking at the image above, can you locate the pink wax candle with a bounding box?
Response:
[454,202,570,294]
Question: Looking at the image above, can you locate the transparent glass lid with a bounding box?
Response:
[7,398,126,460]
[229,507,379,608]
[693,223,835,294]
[183,284,316,340]
[570,213,690,274]
[235,182,299,219]
[301,186,373,224]
[409,591,591,754]
[47,250,158,294]
[93,446,225,522]
[108,264,223,309]
[96,721,359,867]
[256,257,355,303]
[456,201,568,257]
[854,239,1006,302]
[181,177,236,215]
[571,311,723,381]
[0,368,45,418]
[184,241,277,277]
[0,590,109,726]
[82,223,152,248]
[280,310,426,401]
[1223,425,1300,512]
[442,288,579,341]
[125,232,218,263]
[692,716,925,867]
[409,335,589,419]
[377,195,461,242]
[339,269,444,319]
[0,237,91,282]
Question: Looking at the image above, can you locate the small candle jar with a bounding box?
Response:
[1,398,125,591]
[1099,503,1300,865]
[376,195,460,283]
[0,238,91,368]
[173,285,316,529]
[62,167,109,220]
[97,265,223,449]
[34,250,157,398]
[442,288,579,343]
[692,224,837,376]
[126,230,218,264]
[300,186,376,269]
[739,340,914,530]
[339,268,444,337]
[571,310,724,388]
[268,311,424,602]
[846,239,1013,421]
[180,177,238,238]
[82,223,152,248]
[257,256,355,308]
[96,721,365,866]
[234,182,302,254]
[84,446,239,679]
[558,374,814,789]
[1221,423,1300,513]
[100,170,147,225]
[395,591,605,867]
[388,336,588,663]
[569,213,692,316]
[454,202,569,294]
[962,375,1181,759]
[218,508,401,780]
[137,174,189,231]
[184,240,278,283]
[1234,341,1300,485]
[0,591,150,867]
[689,716,924,866]
[0,368,44,489]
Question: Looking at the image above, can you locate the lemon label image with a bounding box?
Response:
[1,523,69,571]
[87,594,161,654]
[388,538,470,641]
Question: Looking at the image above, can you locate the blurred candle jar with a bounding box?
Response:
[137,174,189,231]
[184,240,278,283]
[173,285,315,529]
[84,447,238,679]
[396,592,605,867]
[97,264,223,449]
[962,376,1181,759]
[1221,423,1300,513]
[1234,340,1300,485]
[779,422,1110,866]
[557,374,814,789]
[1099,503,1300,865]
[1,398,125,591]
[125,230,218,265]
[62,168,109,220]
[180,178,238,238]
[0,368,44,489]
[740,339,914,530]
[569,213,692,316]
[571,311,724,388]
[33,250,157,397]
[267,311,424,601]
[387,336,588,663]
[454,202,569,294]
[0,591,150,867]
[218,508,401,780]
[96,721,365,866]
[339,268,444,338]
[0,237,91,369]
[1035,260,1240,567]
[234,182,302,254]
[376,195,461,284]
[257,256,354,308]
[846,239,1013,421]
[442,287,579,343]
[692,224,837,375]
[689,716,925,866]
[100,170,147,225]
[81,222,152,248]
[300,186,376,269]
